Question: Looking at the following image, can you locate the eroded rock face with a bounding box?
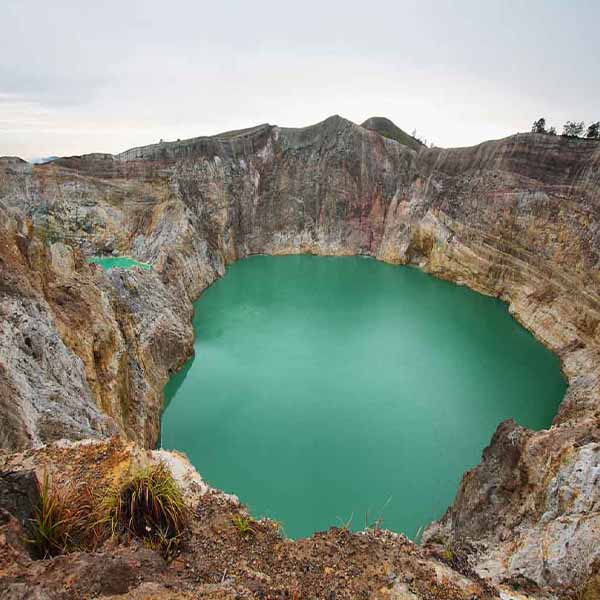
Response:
[423,419,600,589]
[1,118,599,592]
[0,470,39,532]
[0,204,192,450]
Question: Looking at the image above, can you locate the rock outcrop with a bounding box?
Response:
[1,116,599,595]
[361,116,425,151]
[0,439,531,600]
[0,199,193,450]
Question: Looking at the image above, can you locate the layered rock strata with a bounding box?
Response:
[0,201,192,450]
[0,116,599,593]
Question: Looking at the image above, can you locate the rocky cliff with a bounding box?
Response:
[0,187,193,450]
[0,438,515,600]
[1,116,599,596]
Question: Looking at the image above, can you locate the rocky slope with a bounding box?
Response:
[361,116,424,151]
[0,116,599,595]
[0,194,193,450]
[0,439,521,600]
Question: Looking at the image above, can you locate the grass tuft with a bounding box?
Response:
[98,462,188,557]
[26,464,188,560]
[336,513,353,532]
[232,514,255,536]
[28,471,75,558]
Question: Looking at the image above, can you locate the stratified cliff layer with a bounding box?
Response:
[0,195,193,450]
[0,116,599,595]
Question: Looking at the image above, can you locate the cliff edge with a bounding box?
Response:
[0,116,599,596]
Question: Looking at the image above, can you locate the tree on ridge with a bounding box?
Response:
[531,118,547,134]
[563,121,585,137]
[586,122,600,139]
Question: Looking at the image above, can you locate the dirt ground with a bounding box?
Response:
[0,439,558,599]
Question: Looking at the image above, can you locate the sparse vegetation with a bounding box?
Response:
[531,117,547,134]
[28,472,77,558]
[271,519,285,537]
[363,496,392,532]
[336,513,354,532]
[26,464,189,560]
[144,526,185,561]
[441,546,455,562]
[360,117,425,151]
[35,222,62,245]
[563,120,585,137]
[531,117,599,139]
[97,462,188,557]
[232,514,256,536]
[586,121,600,139]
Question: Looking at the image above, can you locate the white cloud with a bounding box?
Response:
[1,0,599,159]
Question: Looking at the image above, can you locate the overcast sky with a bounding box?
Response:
[1,0,599,160]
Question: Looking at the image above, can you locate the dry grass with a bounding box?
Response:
[28,471,79,558]
[27,463,189,560]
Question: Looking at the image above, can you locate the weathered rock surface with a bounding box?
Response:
[0,202,192,450]
[0,470,39,533]
[1,117,599,594]
[0,439,532,600]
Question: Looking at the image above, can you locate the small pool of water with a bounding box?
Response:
[87,256,152,270]
[161,255,566,539]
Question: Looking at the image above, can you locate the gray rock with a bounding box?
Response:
[0,470,39,530]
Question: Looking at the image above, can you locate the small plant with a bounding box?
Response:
[145,526,185,561]
[364,496,392,532]
[270,519,286,537]
[426,533,446,545]
[438,539,466,568]
[336,513,354,532]
[232,514,255,536]
[413,525,424,545]
[98,462,188,556]
[28,471,74,558]
[441,547,455,562]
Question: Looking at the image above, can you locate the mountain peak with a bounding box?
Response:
[361,117,424,151]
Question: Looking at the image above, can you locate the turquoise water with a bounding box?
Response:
[87,256,152,270]
[161,255,566,539]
